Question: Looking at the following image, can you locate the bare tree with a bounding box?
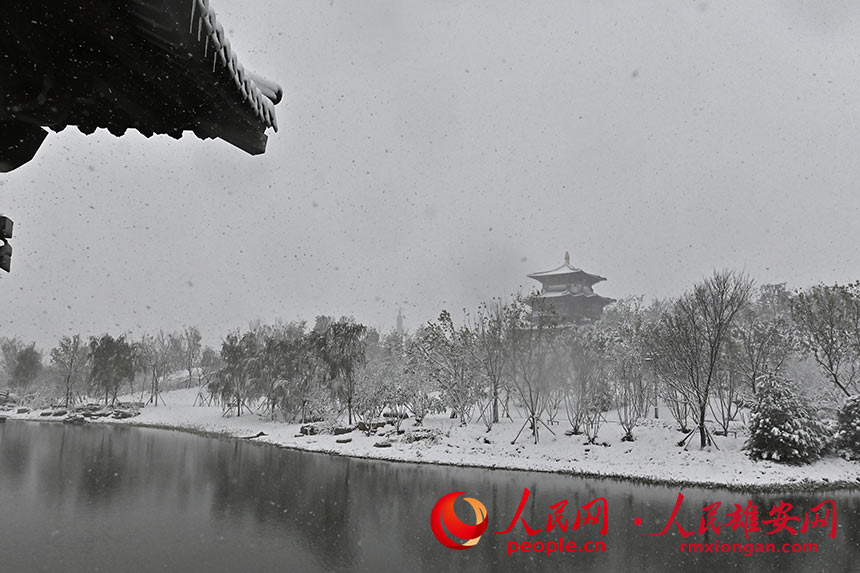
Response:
[50,334,89,407]
[793,282,860,397]
[600,297,650,441]
[193,345,221,406]
[734,283,795,396]
[652,270,753,449]
[560,324,604,437]
[473,299,512,425]
[507,298,562,445]
[182,326,202,389]
[404,335,446,425]
[708,338,743,435]
[135,330,184,406]
[661,383,692,432]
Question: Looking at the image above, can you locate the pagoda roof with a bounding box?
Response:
[533,289,615,304]
[527,252,607,286]
[1,0,282,171]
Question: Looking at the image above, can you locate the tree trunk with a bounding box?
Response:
[698,405,708,448]
[65,374,72,407]
[492,380,499,423]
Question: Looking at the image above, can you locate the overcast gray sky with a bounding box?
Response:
[4,0,860,350]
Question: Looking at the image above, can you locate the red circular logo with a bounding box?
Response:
[430,492,489,549]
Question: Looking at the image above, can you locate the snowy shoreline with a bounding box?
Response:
[5,387,860,493]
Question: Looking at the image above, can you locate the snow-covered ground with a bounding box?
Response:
[5,387,859,492]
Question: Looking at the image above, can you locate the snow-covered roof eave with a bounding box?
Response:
[527,262,607,284]
[0,0,284,171]
[189,0,282,134]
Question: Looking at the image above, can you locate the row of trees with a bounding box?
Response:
[207,317,368,422]
[192,273,767,447]
[2,270,858,460]
[0,327,216,407]
[353,270,859,450]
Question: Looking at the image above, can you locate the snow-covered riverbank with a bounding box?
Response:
[5,387,859,492]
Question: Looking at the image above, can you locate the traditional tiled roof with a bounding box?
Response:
[0,0,283,171]
[533,289,615,303]
[527,252,606,287]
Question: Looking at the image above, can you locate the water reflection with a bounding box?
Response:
[0,421,856,572]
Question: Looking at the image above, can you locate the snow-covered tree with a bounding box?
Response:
[288,332,327,423]
[835,395,860,460]
[362,331,420,431]
[88,334,134,406]
[745,376,826,464]
[10,343,42,392]
[0,336,23,387]
[212,330,264,416]
[353,359,391,432]
[410,311,484,426]
[315,317,368,424]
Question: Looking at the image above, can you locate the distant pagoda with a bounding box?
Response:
[527,252,615,322]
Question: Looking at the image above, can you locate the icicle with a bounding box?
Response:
[205,14,216,48]
[197,15,202,42]
[189,0,196,34]
[204,35,209,57]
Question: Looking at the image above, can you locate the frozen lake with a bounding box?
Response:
[0,421,857,571]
